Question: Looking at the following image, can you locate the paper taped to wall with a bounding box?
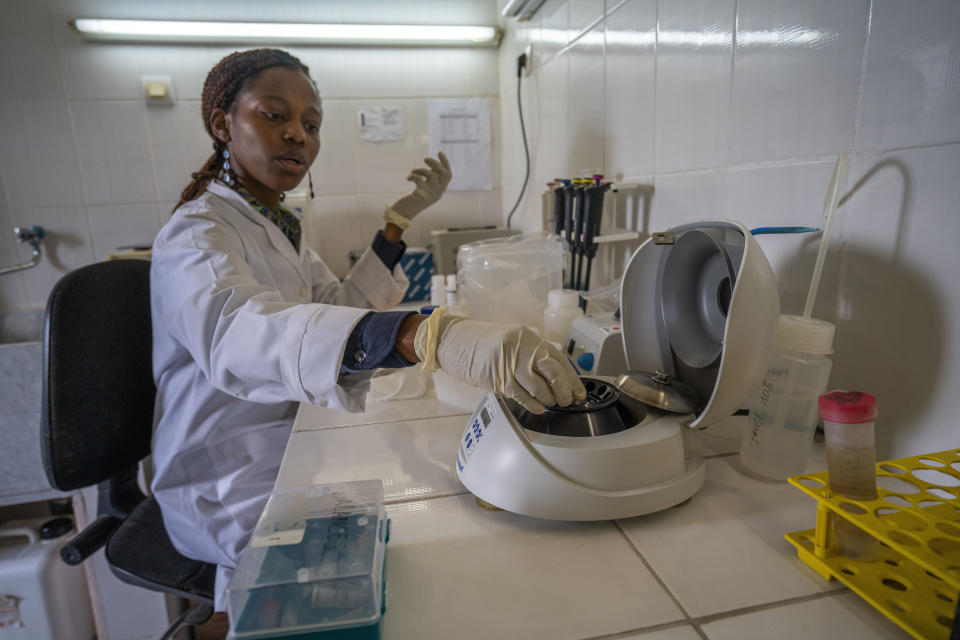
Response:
[427,98,492,191]
[357,106,405,142]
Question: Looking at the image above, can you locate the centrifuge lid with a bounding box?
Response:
[619,220,780,428]
[615,370,702,414]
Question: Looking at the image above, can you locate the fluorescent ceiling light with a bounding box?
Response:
[501,0,547,21]
[69,19,501,46]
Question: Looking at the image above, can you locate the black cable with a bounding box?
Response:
[505,54,530,229]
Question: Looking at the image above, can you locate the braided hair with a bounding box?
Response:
[175,48,316,211]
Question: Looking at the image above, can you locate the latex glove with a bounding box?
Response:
[384,152,452,228]
[415,308,586,414]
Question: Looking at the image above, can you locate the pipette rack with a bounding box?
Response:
[540,182,653,291]
[787,449,960,639]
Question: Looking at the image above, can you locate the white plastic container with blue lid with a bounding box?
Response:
[226,480,389,640]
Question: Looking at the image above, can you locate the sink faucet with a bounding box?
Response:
[0,225,46,276]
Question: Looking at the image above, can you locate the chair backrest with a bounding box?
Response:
[41,260,154,492]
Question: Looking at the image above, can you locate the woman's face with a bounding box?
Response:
[214,66,322,207]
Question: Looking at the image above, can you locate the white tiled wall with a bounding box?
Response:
[3,0,958,460]
[499,0,960,459]
[0,0,499,307]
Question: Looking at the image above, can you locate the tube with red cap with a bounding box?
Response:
[819,390,878,501]
[819,390,879,559]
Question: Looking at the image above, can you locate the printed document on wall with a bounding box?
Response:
[357,106,405,142]
[427,98,492,191]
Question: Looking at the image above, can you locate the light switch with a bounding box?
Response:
[146,81,168,98]
[141,75,173,105]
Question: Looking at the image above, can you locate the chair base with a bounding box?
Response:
[159,601,215,640]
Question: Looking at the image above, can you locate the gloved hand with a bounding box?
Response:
[384,152,452,228]
[414,308,586,414]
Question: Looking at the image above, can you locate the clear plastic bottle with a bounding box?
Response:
[739,315,835,480]
[819,390,879,560]
[445,274,458,306]
[430,274,445,306]
[543,289,583,344]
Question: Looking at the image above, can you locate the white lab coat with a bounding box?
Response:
[149,181,407,611]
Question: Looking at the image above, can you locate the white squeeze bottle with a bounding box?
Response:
[740,150,848,480]
[739,315,835,479]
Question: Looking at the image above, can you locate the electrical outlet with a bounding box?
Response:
[522,43,534,76]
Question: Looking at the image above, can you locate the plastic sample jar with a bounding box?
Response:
[820,390,879,560]
[543,289,583,344]
[739,315,835,480]
[820,390,879,500]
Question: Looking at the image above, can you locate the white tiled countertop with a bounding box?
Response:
[280,396,911,639]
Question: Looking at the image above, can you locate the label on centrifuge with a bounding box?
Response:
[459,404,492,466]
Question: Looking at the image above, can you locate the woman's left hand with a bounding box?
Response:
[386,152,452,224]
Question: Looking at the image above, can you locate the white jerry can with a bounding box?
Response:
[0,517,95,640]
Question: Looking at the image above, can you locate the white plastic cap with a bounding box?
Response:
[777,314,835,355]
[547,289,580,309]
[445,274,457,290]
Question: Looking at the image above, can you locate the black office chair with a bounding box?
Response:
[40,259,216,639]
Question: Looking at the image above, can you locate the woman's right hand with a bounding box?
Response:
[414,308,586,414]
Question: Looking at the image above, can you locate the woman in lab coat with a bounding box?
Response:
[149,48,585,611]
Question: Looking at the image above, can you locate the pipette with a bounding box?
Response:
[552,182,566,237]
[580,182,610,294]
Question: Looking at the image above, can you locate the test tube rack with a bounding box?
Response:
[786,449,960,640]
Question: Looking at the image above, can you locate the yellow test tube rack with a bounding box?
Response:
[787,448,960,640]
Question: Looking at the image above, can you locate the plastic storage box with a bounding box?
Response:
[227,481,389,640]
[398,249,433,303]
[347,248,434,303]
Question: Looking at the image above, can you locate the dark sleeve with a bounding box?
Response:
[371,229,406,270]
[341,311,417,372]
